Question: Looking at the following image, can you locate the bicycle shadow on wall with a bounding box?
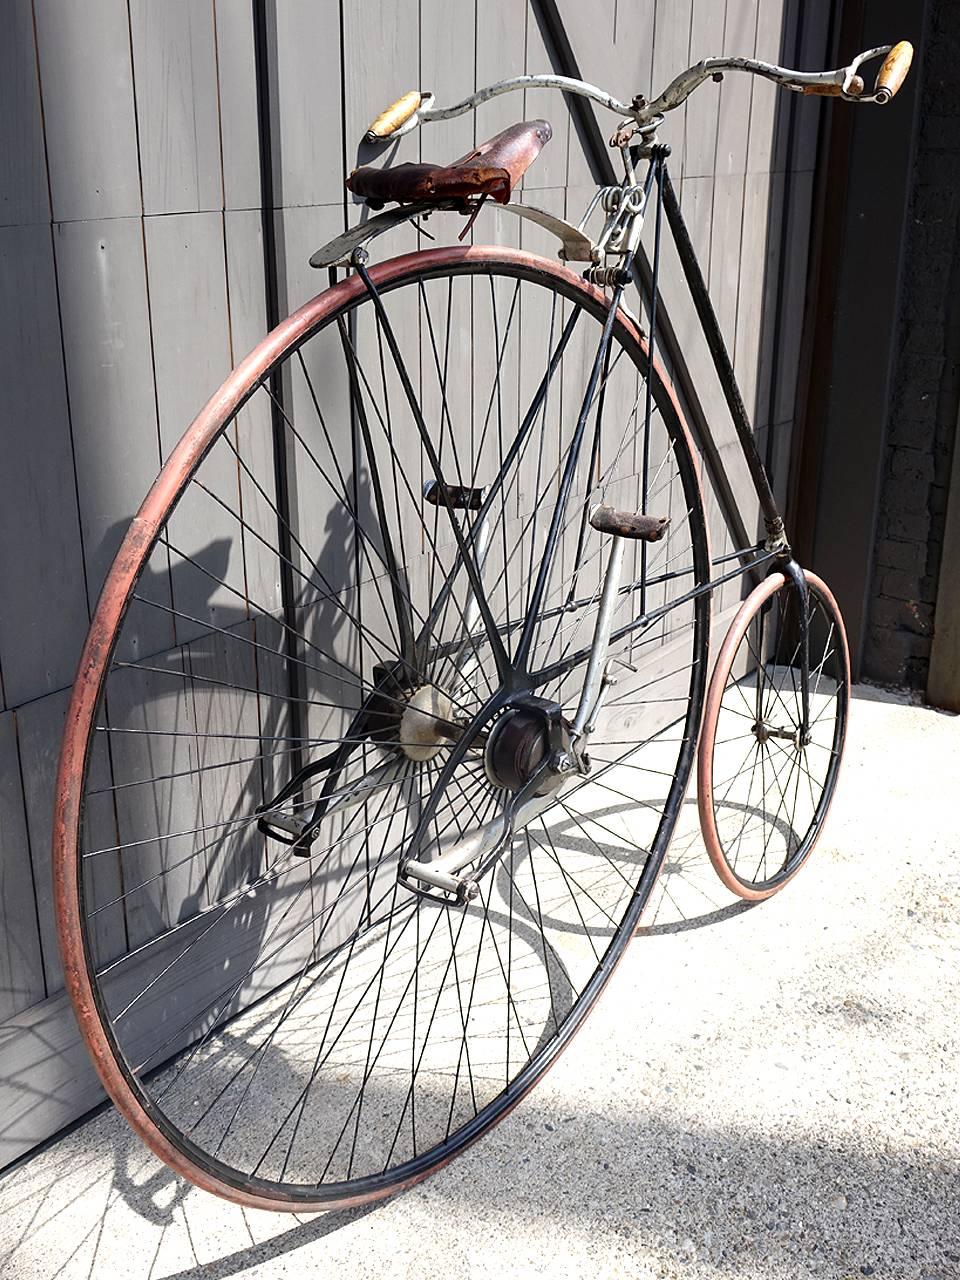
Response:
[69,469,394,1075]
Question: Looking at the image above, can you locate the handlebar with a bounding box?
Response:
[362,41,914,144]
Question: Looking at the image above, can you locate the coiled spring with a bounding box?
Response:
[584,264,629,286]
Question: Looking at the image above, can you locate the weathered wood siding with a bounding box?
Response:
[0,0,827,1166]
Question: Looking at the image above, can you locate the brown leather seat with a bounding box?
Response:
[346,119,552,208]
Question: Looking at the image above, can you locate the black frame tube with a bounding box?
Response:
[659,167,786,544]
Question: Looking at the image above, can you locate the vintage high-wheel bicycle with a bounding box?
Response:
[53,39,911,1210]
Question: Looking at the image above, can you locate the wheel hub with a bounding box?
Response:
[399,685,456,761]
[484,702,576,795]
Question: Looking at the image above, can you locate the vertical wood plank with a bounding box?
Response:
[214,0,262,211]
[732,169,774,426]
[0,0,49,227]
[224,207,283,619]
[143,211,243,647]
[476,0,525,244]
[0,712,44,1020]
[523,11,569,194]
[183,621,266,909]
[685,0,725,179]
[129,0,223,215]
[15,689,122,995]
[33,0,142,221]
[420,0,476,163]
[54,216,173,663]
[271,0,344,209]
[651,0,693,176]
[714,0,756,178]
[145,214,232,455]
[341,0,420,244]
[747,170,785,436]
[101,654,204,954]
[476,1,526,140]
[793,1,829,174]
[678,173,713,277]
[0,225,89,707]
[749,3,789,176]
[708,172,744,353]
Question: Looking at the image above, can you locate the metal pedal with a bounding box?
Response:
[423,479,485,511]
[256,810,313,852]
[589,504,669,542]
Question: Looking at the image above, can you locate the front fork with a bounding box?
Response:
[758,555,811,744]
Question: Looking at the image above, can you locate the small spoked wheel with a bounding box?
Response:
[54,246,709,1210]
[697,569,850,901]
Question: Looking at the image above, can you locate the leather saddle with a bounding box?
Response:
[346,119,552,209]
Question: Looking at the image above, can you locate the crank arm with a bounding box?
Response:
[258,756,410,853]
[400,755,573,903]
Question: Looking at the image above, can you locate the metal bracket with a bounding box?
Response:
[310,204,434,268]
[501,202,599,262]
[309,200,599,269]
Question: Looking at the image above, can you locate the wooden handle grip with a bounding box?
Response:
[802,74,864,98]
[365,91,422,140]
[875,41,914,102]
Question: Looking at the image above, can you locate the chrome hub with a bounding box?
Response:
[399,685,457,761]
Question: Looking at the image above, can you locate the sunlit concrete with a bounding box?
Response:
[0,684,956,1279]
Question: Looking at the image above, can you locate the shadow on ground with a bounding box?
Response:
[0,1084,956,1279]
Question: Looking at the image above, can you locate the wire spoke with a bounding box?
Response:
[69,257,709,1201]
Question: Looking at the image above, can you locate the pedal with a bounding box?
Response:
[589,504,669,541]
[256,810,314,853]
[400,857,480,905]
[423,479,485,511]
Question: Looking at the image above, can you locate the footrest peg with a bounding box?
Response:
[256,810,314,853]
[589,505,669,541]
[424,479,485,511]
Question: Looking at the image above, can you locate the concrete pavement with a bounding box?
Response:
[0,684,957,1279]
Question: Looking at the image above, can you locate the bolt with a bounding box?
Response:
[460,880,480,905]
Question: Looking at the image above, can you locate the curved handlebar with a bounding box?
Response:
[361,41,915,144]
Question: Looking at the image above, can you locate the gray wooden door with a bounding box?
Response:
[0,0,827,1169]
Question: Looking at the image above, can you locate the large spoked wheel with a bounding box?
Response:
[697,569,850,901]
[54,245,709,1211]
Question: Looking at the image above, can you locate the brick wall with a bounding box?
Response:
[862,1,960,688]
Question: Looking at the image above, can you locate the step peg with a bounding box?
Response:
[260,812,308,838]
[256,809,313,852]
[423,479,485,511]
[589,504,669,541]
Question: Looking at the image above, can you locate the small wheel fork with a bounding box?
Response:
[776,557,812,744]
